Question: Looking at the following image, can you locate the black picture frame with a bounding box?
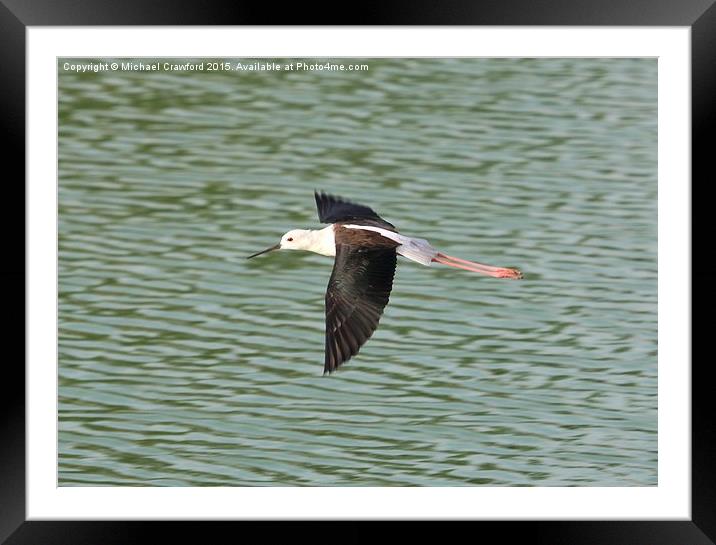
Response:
[4,1,712,543]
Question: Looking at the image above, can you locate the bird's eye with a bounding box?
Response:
[287,237,293,242]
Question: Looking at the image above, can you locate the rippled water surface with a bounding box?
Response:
[58,58,657,486]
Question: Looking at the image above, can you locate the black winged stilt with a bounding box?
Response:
[248,191,522,374]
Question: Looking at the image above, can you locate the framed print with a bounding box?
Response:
[5,1,714,543]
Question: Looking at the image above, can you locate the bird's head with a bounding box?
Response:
[247,229,313,259]
[279,229,313,250]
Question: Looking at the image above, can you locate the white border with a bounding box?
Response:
[27,27,690,519]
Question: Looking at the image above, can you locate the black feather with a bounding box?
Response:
[323,244,397,373]
[315,191,396,230]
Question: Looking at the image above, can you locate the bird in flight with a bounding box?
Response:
[248,191,522,374]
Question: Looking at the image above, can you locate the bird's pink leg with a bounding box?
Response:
[432,252,523,279]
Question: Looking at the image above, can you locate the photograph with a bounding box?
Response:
[57,56,658,487]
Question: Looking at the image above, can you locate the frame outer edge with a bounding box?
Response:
[691,0,716,543]
[0,0,27,541]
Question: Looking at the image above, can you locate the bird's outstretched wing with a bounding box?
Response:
[315,191,396,229]
[324,243,398,373]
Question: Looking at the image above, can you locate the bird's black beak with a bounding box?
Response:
[247,243,280,259]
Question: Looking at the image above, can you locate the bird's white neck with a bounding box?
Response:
[304,225,336,257]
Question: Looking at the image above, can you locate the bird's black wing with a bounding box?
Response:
[324,244,398,373]
[315,191,396,229]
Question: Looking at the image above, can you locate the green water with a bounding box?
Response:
[58,57,657,486]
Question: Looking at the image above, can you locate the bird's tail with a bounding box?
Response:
[432,252,523,279]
